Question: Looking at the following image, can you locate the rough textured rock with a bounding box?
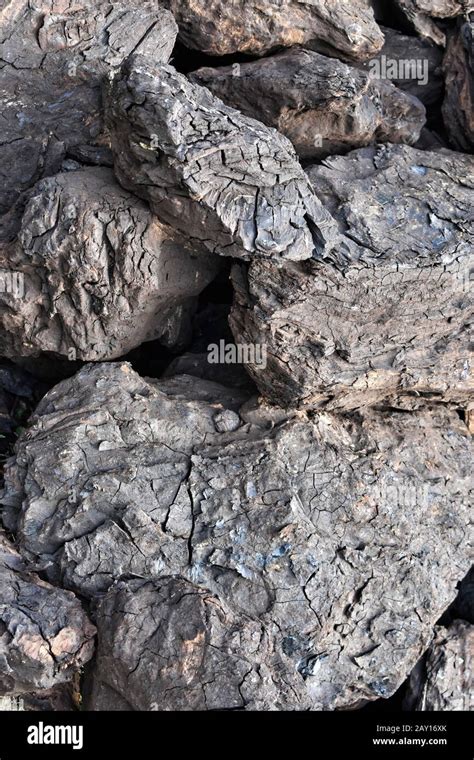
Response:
[190,49,426,161]
[230,144,474,410]
[405,621,473,710]
[0,530,95,696]
[160,0,384,60]
[443,16,474,152]
[1,362,472,710]
[360,26,443,107]
[393,0,465,45]
[0,167,220,361]
[0,0,177,220]
[87,576,316,711]
[106,56,340,263]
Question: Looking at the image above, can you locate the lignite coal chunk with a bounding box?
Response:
[190,48,426,161]
[0,167,220,361]
[0,0,472,719]
[0,530,95,696]
[358,26,443,107]
[1,362,471,710]
[105,56,340,263]
[0,0,178,222]
[86,577,317,711]
[160,0,384,60]
[230,144,473,411]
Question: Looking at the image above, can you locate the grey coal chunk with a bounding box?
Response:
[1,363,246,592]
[0,167,220,361]
[105,56,340,263]
[159,0,384,60]
[190,48,426,161]
[230,144,474,411]
[1,362,472,710]
[358,26,443,107]
[392,0,465,46]
[0,0,177,221]
[405,621,473,711]
[0,530,95,696]
[443,16,474,152]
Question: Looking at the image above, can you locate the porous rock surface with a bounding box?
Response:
[0,0,178,221]
[190,48,426,161]
[0,167,220,361]
[0,530,95,696]
[405,621,473,710]
[160,0,384,60]
[230,144,474,410]
[106,56,340,263]
[2,362,472,710]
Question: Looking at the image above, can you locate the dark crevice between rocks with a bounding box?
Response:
[122,262,235,380]
[171,39,266,74]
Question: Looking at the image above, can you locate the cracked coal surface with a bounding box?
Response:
[0,0,472,713]
[2,363,472,710]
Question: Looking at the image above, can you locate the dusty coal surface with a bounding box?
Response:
[0,0,472,714]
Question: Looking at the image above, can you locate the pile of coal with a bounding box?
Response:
[0,0,472,713]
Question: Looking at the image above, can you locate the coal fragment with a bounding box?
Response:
[0,531,95,696]
[160,0,384,60]
[393,0,464,46]
[191,48,426,161]
[360,26,443,107]
[106,56,340,263]
[0,0,177,221]
[230,144,473,410]
[0,168,220,361]
[2,363,471,710]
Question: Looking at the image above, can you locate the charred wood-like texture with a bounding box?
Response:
[190,48,426,161]
[106,56,339,263]
[443,16,474,151]
[0,0,177,219]
[2,362,471,710]
[0,167,220,361]
[0,530,95,696]
[405,621,473,710]
[230,144,473,411]
[160,0,384,60]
